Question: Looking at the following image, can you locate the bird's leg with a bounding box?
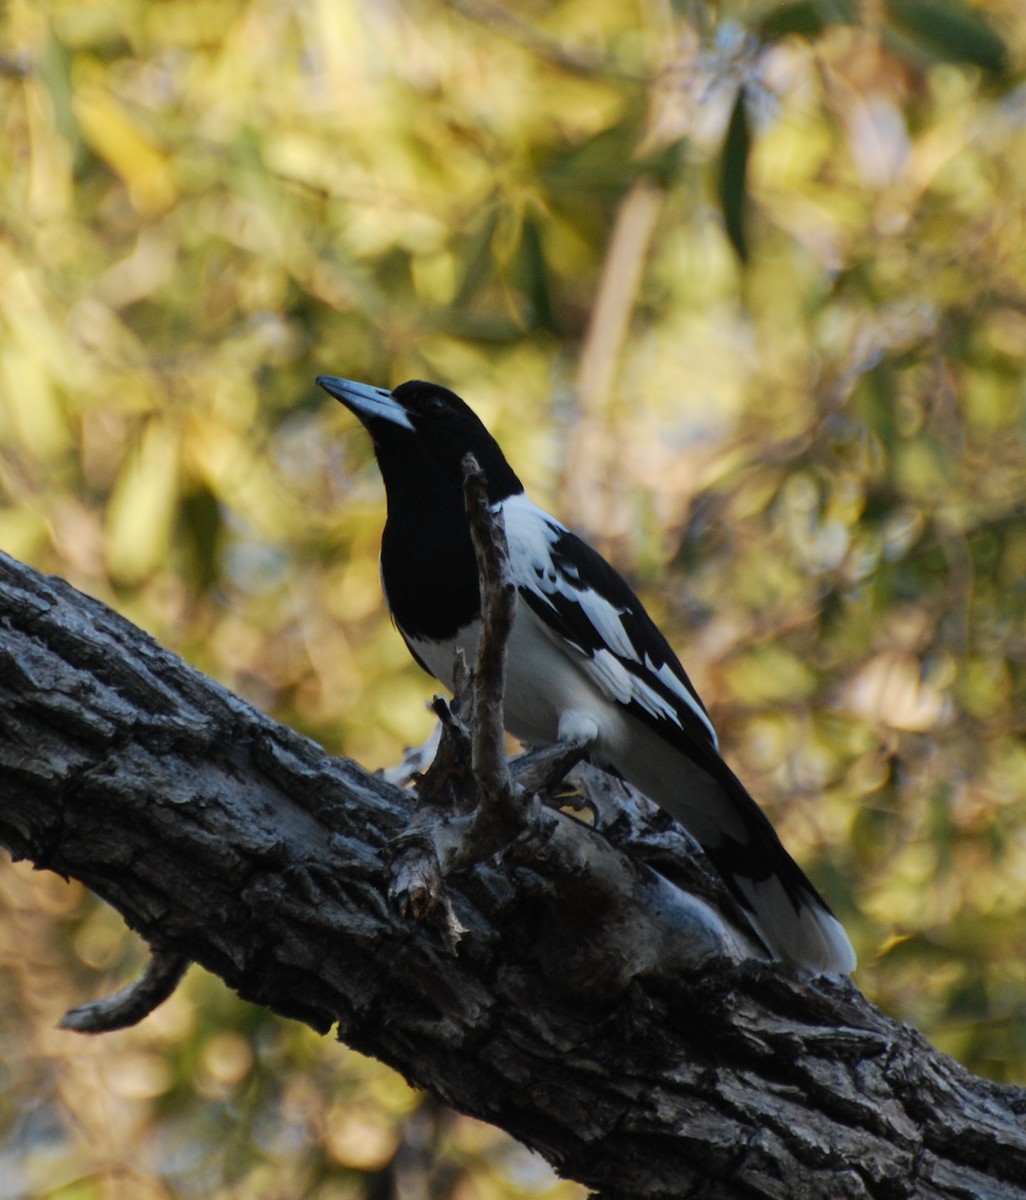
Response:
[509,731,592,796]
[506,712,598,817]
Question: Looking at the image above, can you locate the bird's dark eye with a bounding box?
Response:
[422,394,448,415]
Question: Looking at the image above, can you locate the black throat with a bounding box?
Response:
[376,440,522,643]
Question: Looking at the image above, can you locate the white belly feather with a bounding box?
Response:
[406,606,632,754]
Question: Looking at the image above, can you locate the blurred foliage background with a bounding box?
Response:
[2,0,1026,1195]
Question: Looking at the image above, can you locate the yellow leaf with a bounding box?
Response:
[72,84,176,215]
[105,419,180,583]
[0,345,71,461]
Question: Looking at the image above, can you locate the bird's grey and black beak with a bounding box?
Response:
[316,376,415,431]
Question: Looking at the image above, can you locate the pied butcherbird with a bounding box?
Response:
[317,375,856,977]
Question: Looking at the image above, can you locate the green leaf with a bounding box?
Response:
[718,85,751,264]
[452,208,499,309]
[518,217,556,333]
[884,0,1008,74]
[38,27,80,152]
[179,483,224,593]
[754,0,858,41]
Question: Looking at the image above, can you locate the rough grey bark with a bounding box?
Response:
[1,548,1025,1199]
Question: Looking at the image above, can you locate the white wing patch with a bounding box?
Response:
[590,648,633,704]
[500,493,720,751]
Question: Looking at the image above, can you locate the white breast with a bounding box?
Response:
[406,607,631,756]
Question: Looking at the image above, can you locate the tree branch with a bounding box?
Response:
[1,548,1026,1198]
[58,946,189,1032]
[462,451,525,839]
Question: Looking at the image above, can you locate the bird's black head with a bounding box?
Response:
[316,375,523,506]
